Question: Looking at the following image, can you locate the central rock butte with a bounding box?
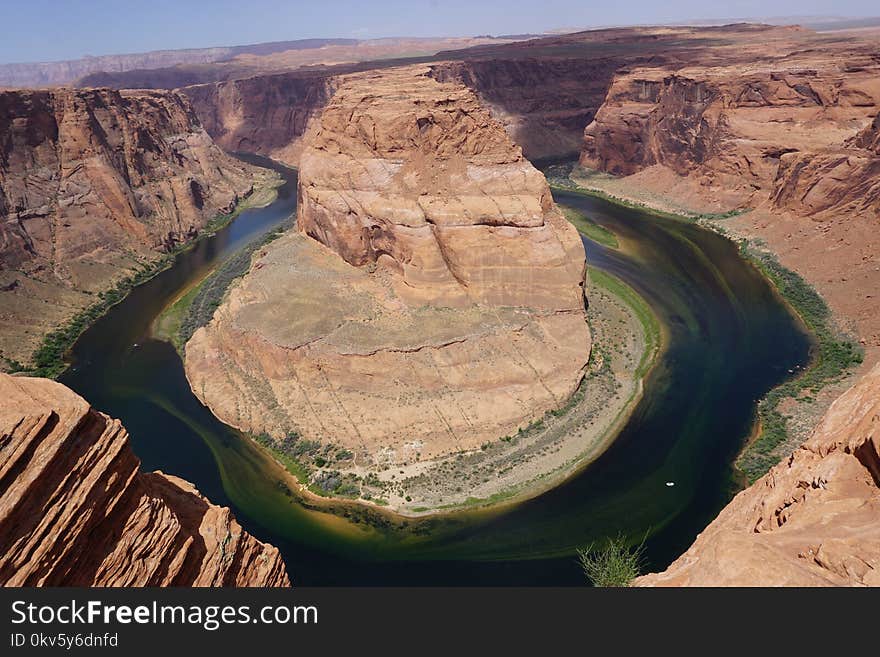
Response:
[184,64,591,464]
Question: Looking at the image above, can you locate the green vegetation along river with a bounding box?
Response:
[59,156,811,584]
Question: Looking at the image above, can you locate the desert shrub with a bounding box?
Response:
[736,248,863,481]
[177,221,291,346]
[577,535,645,587]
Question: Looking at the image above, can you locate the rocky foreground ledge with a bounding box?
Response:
[0,374,289,587]
[638,362,880,587]
[0,87,270,370]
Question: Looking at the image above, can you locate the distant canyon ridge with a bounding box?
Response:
[0,36,523,88]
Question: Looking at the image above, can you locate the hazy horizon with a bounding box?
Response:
[2,0,878,64]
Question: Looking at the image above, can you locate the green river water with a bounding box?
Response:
[59,156,811,584]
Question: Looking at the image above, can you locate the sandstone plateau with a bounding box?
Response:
[0,87,266,367]
[638,361,880,586]
[184,64,590,463]
[75,37,521,90]
[0,374,289,586]
[0,37,415,88]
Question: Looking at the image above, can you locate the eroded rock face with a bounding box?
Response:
[184,65,590,463]
[581,58,880,206]
[0,87,264,366]
[296,66,587,310]
[771,112,880,219]
[638,362,880,587]
[429,58,623,160]
[183,72,336,165]
[578,35,880,356]
[0,374,290,586]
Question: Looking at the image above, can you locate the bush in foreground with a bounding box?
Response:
[577,535,645,587]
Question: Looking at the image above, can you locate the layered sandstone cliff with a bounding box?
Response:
[580,55,880,207]
[0,374,290,586]
[182,72,336,165]
[0,87,265,366]
[771,111,880,219]
[638,361,880,586]
[184,64,590,464]
[578,36,880,357]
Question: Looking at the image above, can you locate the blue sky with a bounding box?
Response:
[1,0,877,64]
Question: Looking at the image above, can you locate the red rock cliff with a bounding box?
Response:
[182,72,336,165]
[770,110,880,219]
[0,87,265,366]
[577,35,880,356]
[580,44,880,210]
[638,362,880,587]
[0,374,290,587]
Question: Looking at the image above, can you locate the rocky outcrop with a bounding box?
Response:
[581,58,880,206]
[770,112,880,219]
[638,361,880,587]
[851,112,880,152]
[0,374,290,586]
[294,66,587,309]
[0,87,265,366]
[184,64,590,464]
